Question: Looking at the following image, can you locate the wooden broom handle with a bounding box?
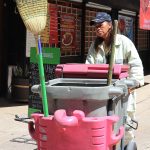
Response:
[107,20,118,85]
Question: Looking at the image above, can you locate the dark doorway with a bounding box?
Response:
[0,0,26,97]
[0,1,7,97]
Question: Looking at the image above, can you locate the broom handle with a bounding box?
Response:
[107,20,118,85]
[37,35,49,117]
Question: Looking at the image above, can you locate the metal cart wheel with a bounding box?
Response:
[124,140,137,150]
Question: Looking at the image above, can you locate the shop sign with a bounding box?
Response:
[60,13,76,51]
[26,30,36,57]
[118,15,133,41]
[139,0,150,30]
[49,4,58,46]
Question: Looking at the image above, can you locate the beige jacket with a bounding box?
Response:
[86,34,144,112]
[86,34,144,86]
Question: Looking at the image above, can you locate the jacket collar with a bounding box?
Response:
[115,34,121,46]
[98,34,121,50]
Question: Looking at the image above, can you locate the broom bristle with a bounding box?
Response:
[16,0,48,35]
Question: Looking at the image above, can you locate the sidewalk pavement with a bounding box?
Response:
[0,102,36,150]
[0,75,150,150]
[135,75,150,150]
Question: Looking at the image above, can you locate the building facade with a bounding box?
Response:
[0,0,149,96]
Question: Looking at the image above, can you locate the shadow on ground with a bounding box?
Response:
[10,135,36,145]
[10,135,37,150]
[0,97,28,108]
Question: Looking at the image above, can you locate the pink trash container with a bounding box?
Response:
[29,109,124,150]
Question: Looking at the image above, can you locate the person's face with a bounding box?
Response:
[95,21,112,39]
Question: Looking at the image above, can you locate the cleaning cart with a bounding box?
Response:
[30,63,138,150]
[14,1,138,149]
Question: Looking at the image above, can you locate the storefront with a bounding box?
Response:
[0,0,150,97]
[0,1,7,96]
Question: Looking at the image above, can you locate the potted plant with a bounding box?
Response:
[11,64,29,102]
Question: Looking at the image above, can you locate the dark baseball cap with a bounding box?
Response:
[90,12,112,25]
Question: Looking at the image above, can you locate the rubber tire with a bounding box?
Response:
[124,140,137,150]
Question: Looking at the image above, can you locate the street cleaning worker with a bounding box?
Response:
[85,12,144,145]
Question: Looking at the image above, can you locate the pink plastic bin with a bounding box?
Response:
[29,109,124,150]
[55,64,129,79]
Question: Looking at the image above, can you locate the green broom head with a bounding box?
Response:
[16,0,48,35]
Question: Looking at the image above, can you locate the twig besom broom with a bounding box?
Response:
[16,0,49,117]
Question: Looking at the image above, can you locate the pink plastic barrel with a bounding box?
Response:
[29,109,124,150]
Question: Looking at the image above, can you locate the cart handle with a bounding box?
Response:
[54,109,85,127]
